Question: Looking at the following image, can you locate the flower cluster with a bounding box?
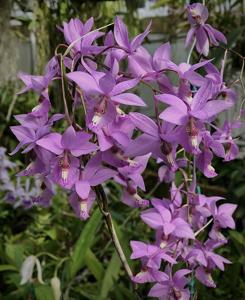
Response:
[10,3,241,298]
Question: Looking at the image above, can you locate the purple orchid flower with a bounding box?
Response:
[132,258,168,284]
[126,113,186,180]
[113,16,151,58]
[117,154,151,208]
[130,240,176,272]
[185,3,227,56]
[196,131,225,177]
[10,111,63,155]
[13,98,63,131]
[149,268,191,300]
[186,239,230,269]
[122,186,149,208]
[69,153,116,219]
[141,199,195,240]
[61,18,106,55]
[156,81,233,153]
[127,42,173,86]
[66,70,145,129]
[204,62,237,104]
[212,121,240,161]
[89,110,135,151]
[36,126,97,188]
[211,202,237,230]
[18,57,59,97]
[17,148,55,177]
[114,153,151,190]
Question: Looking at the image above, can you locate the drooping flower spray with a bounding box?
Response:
[10,2,244,299]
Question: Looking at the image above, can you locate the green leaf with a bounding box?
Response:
[68,208,102,279]
[99,251,121,300]
[113,283,137,300]
[45,228,57,240]
[35,285,55,300]
[5,244,25,268]
[230,231,245,245]
[0,264,18,272]
[85,249,104,281]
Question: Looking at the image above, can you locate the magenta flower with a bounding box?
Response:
[127,42,172,83]
[157,83,233,126]
[186,240,231,275]
[113,153,151,208]
[89,111,135,151]
[141,199,195,240]
[132,260,168,284]
[196,131,225,177]
[62,18,105,55]
[122,187,149,208]
[70,153,116,219]
[66,70,145,129]
[126,113,185,176]
[212,121,240,161]
[149,268,191,300]
[204,62,237,103]
[9,11,238,297]
[18,57,59,97]
[130,240,176,270]
[113,16,151,57]
[36,126,97,188]
[156,82,233,153]
[186,3,227,56]
[10,112,63,155]
[211,203,237,230]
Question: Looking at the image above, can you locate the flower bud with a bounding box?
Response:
[51,276,61,300]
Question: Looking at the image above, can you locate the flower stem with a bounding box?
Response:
[95,186,133,278]
[187,38,196,64]
[95,185,142,299]
[194,218,213,237]
[58,54,72,125]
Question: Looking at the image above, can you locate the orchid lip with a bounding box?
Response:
[61,167,69,182]
[32,104,42,112]
[160,240,167,249]
[92,113,102,126]
[166,153,174,165]
[207,164,215,173]
[191,135,198,148]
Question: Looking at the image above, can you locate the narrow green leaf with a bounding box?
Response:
[99,251,121,300]
[115,283,138,299]
[68,209,102,279]
[0,264,18,272]
[86,249,104,281]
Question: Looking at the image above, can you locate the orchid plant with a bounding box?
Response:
[10,2,244,299]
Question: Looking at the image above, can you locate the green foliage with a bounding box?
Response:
[67,208,102,279]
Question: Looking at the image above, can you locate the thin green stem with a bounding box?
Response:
[36,252,60,261]
[238,58,245,119]
[187,38,196,64]
[58,54,72,125]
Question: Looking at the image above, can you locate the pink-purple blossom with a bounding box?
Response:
[9,3,241,299]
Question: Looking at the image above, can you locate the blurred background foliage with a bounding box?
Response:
[0,0,244,299]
